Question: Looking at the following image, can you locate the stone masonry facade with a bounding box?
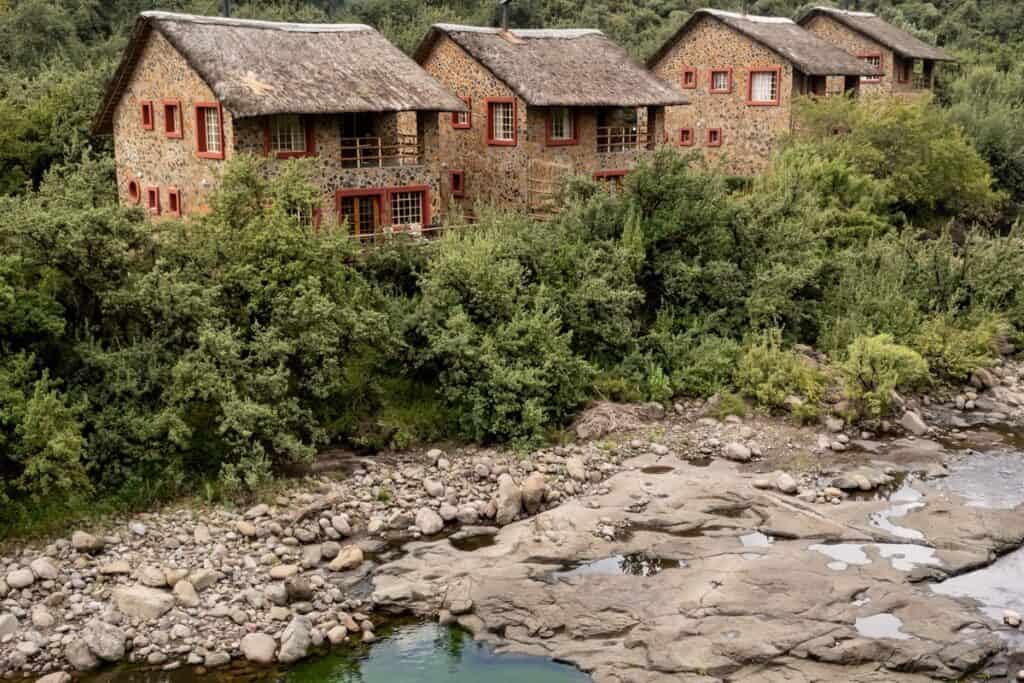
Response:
[801,15,936,98]
[113,30,234,219]
[651,15,795,176]
[419,35,665,215]
[115,31,442,231]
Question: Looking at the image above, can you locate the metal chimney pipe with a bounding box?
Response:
[221,0,231,17]
[500,0,510,31]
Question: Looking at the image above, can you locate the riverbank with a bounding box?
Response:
[3,362,1024,681]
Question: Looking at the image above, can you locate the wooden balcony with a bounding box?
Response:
[597,126,649,153]
[341,134,421,169]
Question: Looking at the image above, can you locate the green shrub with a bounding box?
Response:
[841,334,930,417]
[713,391,748,420]
[734,330,825,410]
[911,314,1007,381]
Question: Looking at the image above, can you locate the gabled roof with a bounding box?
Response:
[93,12,467,135]
[648,9,881,77]
[413,24,689,108]
[798,7,954,62]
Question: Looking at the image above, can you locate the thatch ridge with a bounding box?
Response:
[414,24,689,108]
[648,8,883,77]
[94,12,467,136]
[798,7,954,62]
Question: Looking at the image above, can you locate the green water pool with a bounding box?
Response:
[285,623,590,682]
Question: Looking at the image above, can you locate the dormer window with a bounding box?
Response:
[267,115,314,158]
[546,107,577,146]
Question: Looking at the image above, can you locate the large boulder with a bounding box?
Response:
[241,633,277,664]
[565,457,587,482]
[64,639,99,671]
[521,472,546,514]
[5,569,33,590]
[82,620,126,662]
[36,673,71,683]
[277,616,312,664]
[900,410,928,436]
[495,474,522,526]
[329,545,363,572]
[0,612,18,638]
[173,580,200,608]
[415,508,444,536]
[112,585,175,621]
[71,531,104,554]
[29,557,59,581]
[722,442,752,462]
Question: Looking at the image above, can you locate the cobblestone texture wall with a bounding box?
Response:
[801,15,934,98]
[651,15,794,176]
[112,30,234,218]
[420,34,660,213]
[233,112,441,229]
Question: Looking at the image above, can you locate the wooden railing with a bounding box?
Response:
[596,126,648,153]
[340,134,421,168]
[911,74,930,90]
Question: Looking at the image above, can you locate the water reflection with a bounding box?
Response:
[286,623,590,682]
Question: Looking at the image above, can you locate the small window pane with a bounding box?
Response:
[271,115,306,153]
[712,71,730,91]
[391,191,423,226]
[203,107,221,153]
[750,71,778,103]
[490,102,514,141]
[550,107,573,140]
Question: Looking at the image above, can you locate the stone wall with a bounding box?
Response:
[650,15,794,176]
[420,34,661,213]
[112,30,235,218]
[233,112,441,230]
[801,15,935,98]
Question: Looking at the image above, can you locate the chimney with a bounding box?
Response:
[221,0,231,17]
[500,0,510,32]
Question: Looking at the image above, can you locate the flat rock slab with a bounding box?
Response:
[372,455,1024,683]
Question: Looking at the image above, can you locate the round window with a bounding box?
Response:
[127,179,141,204]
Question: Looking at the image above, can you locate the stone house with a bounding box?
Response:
[648,9,880,176]
[93,12,466,237]
[799,8,954,98]
[413,24,688,216]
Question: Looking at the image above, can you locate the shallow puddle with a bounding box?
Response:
[809,543,942,572]
[640,465,675,475]
[739,532,773,548]
[932,547,1024,644]
[869,480,926,540]
[854,613,914,640]
[545,553,683,580]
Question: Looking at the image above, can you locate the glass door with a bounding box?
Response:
[339,194,380,240]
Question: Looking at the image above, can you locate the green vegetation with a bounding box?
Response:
[4,0,1024,537]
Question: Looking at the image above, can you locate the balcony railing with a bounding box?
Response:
[341,134,421,169]
[597,126,649,153]
[911,74,930,90]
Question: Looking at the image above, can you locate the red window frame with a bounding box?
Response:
[681,67,697,89]
[163,99,183,138]
[140,101,154,130]
[449,169,465,198]
[594,169,628,181]
[545,107,579,147]
[262,115,317,159]
[485,97,518,147]
[167,187,182,217]
[127,178,141,204]
[146,186,160,215]
[709,68,733,94]
[859,53,883,83]
[678,128,694,147]
[452,96,472,129]
[335,185,433,231]
[706,128,723,147]
[746,66,782,106]
[195,102,225,160]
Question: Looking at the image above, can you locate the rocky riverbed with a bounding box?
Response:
[3,363,1024,682]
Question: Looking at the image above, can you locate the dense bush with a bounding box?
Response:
[733,329,826,410]
[841,334,930,418]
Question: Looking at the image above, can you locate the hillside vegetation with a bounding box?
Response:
[2,0,1024,538]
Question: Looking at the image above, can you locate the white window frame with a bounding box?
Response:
[749,70,780,105]
[390,190,424,227]
[489,101,515,143]
[550,107,574,141]
[270,115,307,155]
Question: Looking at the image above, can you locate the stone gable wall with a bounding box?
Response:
[800,15,933,98]
[112,30,235,218]
[651,15,794,176]
[421,34,661,213]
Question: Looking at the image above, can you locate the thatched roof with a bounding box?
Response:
[649,9,881,77]
[414,24,688,107]
[94,12,467,135]
[799,7,954,62]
